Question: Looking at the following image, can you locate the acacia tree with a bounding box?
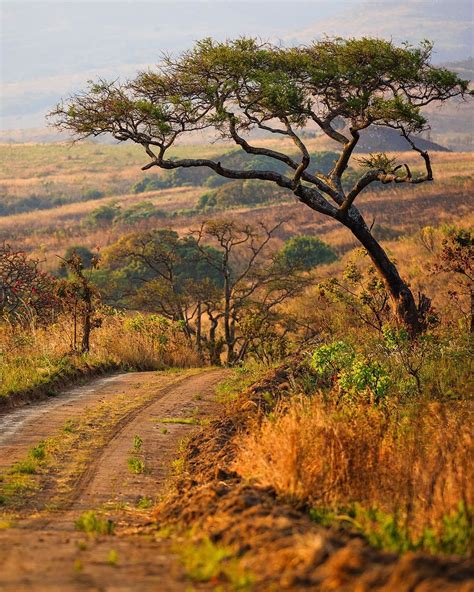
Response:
[51,37,471,335]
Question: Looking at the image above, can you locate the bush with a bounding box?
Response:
[132,175,169,193]
[83,202,121,227]
[114,201,167,225]
[57,246,95,277]
[278,235,338,271]
[310,340,391,403]
[81,188,104,201]
[75,511,114,535]
[309,501,472,556]
[234,393,473,555]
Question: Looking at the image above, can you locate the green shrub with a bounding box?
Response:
[10,460,37,475]
[114,201,167,224]
[81,188,104,201]
[75,510,114,535]
[132,175,168,193]
[179,537,254,589]
[132,434,143,452]
[310,341,391,403]
[127,457,145,474]
[310,501,472,556]
[310,340,355,379]
[29,442,47,461]
[83,202,121,227]
[196,179,288,210]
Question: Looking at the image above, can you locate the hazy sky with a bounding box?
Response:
[1,0,473,130]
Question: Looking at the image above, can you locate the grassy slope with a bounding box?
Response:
[0,142,472,269]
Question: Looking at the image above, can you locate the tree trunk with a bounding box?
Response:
[81,285,93,353]
[208,316,222,366]
[196,301,202,355]
[73,299,78,351]
[81,303,92,352]
[223,274,236,365]
[470,288,474,334]
[343,213,425,336]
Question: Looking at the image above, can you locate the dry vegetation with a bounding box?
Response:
[157,359,473,590]
[152,209,472,588]
[0,314,199,404]
[235,396,472,550]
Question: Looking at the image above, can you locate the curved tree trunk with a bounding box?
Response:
[342,212,426,336]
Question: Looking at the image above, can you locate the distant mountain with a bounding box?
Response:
[287,0,473,64]
[354,127,450,153]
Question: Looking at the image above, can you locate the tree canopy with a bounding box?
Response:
[52,36,469,200]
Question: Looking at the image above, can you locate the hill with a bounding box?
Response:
[0,143,471,270]
[354,127,450,153]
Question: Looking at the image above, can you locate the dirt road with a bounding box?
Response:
[0,368,228,591]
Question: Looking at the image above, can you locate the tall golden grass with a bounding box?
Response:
[234,396,473,546]
[0,313,200,399]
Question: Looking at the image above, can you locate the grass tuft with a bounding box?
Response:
[179,537,254,590]
[127,457,146,474]
[75,510,114,535]
[153,417,200,425]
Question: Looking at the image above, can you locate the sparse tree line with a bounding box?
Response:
[0,223,339,364]
[1,223,472,367]
[75,220,335,365]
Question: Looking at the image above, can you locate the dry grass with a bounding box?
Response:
[0,186,201,264]
[0,314,200,400]
[234,396,473,546]
[98,315,200,370]
[0,141,226,181]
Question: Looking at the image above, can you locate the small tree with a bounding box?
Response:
[51,37,471,336]
[58,250,101,352]
[58,245,95,277]
[192,219,309,364]
[83,202,121,228]
[101,230,221,342]
[431,229,473,333]
[319,251,392,334]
